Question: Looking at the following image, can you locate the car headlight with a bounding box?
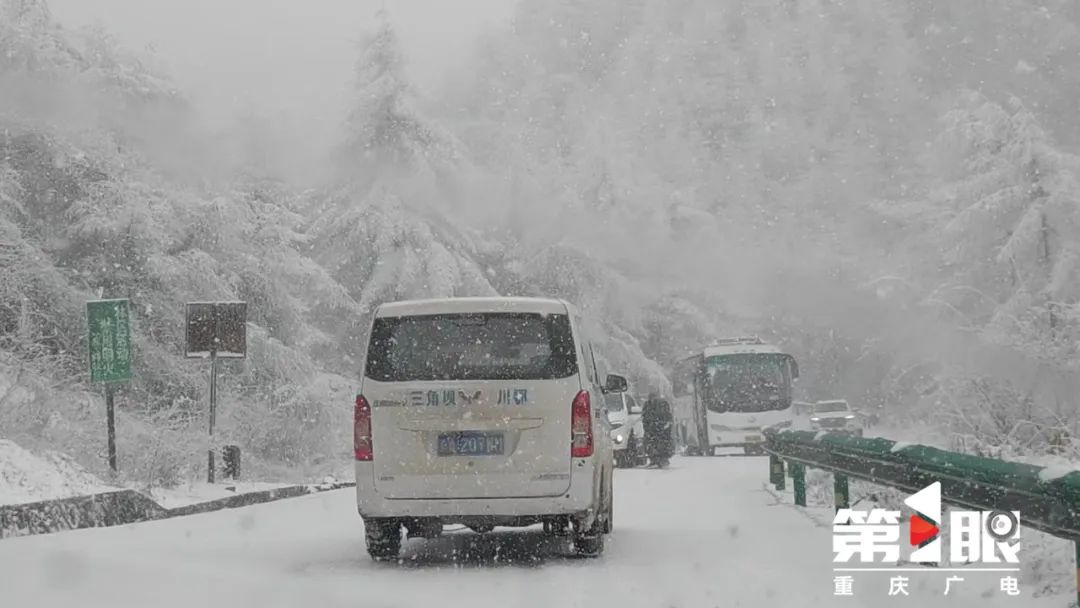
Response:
[614,433,625,444]
[844,415,855,420]
[810,417,820,422]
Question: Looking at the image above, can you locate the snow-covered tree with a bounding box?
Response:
[338,9,461,191]
[923,93,1080,355]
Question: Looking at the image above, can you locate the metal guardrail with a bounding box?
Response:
[762,428,1080,605]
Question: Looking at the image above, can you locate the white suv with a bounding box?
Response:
[809,400,862,436]
[605,391,644,468]
[354,297,624,559]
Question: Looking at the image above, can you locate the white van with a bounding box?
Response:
[354,297,625,559]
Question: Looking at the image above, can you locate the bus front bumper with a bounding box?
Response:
[708,427,765,447]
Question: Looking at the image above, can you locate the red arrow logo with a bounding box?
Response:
[910,513,940,547]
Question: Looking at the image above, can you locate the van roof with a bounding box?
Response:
[375,296,571,318]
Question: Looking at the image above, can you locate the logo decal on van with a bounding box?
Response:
[404,389,527,406]
[407,390,469,406]
[458,389,483,405]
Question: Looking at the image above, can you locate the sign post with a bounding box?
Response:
[87,299,133,473]
[186,301,247,483]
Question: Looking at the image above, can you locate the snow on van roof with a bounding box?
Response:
[375,297,570,317]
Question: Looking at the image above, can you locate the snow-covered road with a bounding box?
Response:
[0,457,1062,608]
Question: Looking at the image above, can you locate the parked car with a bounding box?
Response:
[810,400,862,436]
[605,390,645,468]
[354,296,622,559]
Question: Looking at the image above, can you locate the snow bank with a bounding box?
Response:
[1037,464,1078,482]
[149,481,295,508]
[0,440,116,506]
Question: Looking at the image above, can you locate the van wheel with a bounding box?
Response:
[574,518,605,557]
[577,475,612,554]
[364,518,402,561]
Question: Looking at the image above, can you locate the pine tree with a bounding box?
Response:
[340,10,453,178]
[924,92,1080,360]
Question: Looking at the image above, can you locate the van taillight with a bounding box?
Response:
[571,390,593,458]
[354,395,373,461]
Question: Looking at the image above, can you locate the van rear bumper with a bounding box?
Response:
[354,461,596,520]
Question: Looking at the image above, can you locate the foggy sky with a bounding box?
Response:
[49,0,512,131]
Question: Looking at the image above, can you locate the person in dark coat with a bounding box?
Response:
[641,391,674,466]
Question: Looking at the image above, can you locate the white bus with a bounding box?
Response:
[671,337,799,456]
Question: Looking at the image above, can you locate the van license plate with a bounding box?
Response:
[437,432,505,456]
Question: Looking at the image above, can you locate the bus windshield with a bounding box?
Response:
[703,354,791,413]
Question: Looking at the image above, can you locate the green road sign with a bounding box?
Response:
[87,299,132,384]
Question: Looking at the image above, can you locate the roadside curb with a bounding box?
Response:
[167,482,355,518]
[0,481,356,540]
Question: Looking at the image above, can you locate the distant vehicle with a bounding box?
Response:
[792,401,815,418]
[784,401,816,431]
[671,337,799,456]
[810,400,862,436]
[355,297,623,559]
[605,390,645,468]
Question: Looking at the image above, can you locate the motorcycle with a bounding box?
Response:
[645,421,675,468]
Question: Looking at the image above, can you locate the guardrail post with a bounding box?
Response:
[1074,540,1079,608]
[792,463,806,507]
[834,473,849,512]
[770,453,785,489]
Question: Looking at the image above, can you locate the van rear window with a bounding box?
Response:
[365,312,578,382]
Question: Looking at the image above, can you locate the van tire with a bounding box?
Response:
[574,514,605,556]
[574,470,611,557]
[575,529,605,556]
[364,518,402,561]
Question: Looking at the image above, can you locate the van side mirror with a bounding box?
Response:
[603,374,628,394]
